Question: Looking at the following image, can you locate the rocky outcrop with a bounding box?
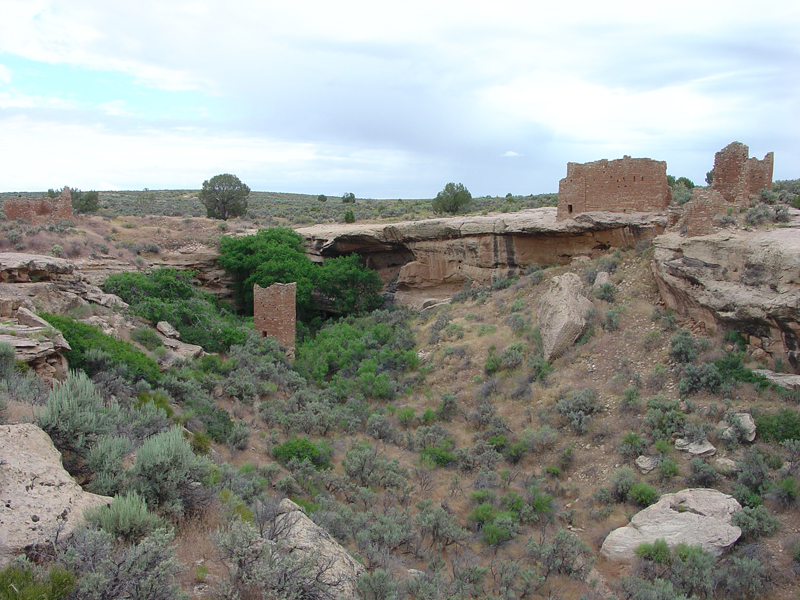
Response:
[275,499,363,599]
[674,438,716,456]
[0,308,70,380]
[537,273,593,360]
[0,253,128,317]
[298,209,667,309]
[600,488,742,563]
[652,227,800,372]
[718,412,756,443]
[0,424,112,566]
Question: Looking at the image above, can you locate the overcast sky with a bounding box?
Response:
[0,0,797,198]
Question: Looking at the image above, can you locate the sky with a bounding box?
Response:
[0,0,797,198]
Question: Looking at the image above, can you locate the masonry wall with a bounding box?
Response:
[557,156,670,220]
[253,282,296,358]
[2,188,73,224]
[710,142,774,205]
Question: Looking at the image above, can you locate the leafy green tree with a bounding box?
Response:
[72,190,100,213]
[217,227,317,316]
[315,254,383,315]
[344,208,355,223]
[198,173,250,220]
[432,182,472,214]
[342,191,356,203]
[218,227,383,320]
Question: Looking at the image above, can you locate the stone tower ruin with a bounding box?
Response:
[710,141,773,206]
[557,156,671,220]
[253,282,296,359]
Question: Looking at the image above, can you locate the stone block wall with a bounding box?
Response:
[557,156,670,219]
[253,282,296,358]
[710,142,773,205]
[2,188,73,224]
[682,189,726,237]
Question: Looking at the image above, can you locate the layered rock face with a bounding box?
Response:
[600,488,742,562]
[298,209,667,308]
[0,424,112,566]
[652,228,800,372]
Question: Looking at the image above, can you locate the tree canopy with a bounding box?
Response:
[199,173,250,220]
[217,227,383,320]
[432,182,472,214]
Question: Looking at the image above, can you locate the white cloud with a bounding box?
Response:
[0,64,10,84]
[501,151,522,157]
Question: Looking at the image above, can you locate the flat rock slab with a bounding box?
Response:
[0,424,112,566]
[601,488,741,563]
[718,412,756,442]
[635,455,659,474]
[675,438,716,456]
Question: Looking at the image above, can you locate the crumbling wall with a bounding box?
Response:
[253,282,296,358]
[557,156,670,219]
[710,142,774,205]
[681,189,726,237]
[2,188,73,223]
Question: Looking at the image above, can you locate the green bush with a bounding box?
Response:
[84,491,166,543]
[103,269,247,354]
[420,444,456,467]
[130,327,163,351]
[0,564,75,600]
[635,538,671,564]
[610,466,638,502]
[130,427,212,515]
[731,505,779,540]
[669,329,697,364]
[40,314,161,383]
[755,407,800,442]
[628,482,659,507]
[432,182,472,214]
[556,388,599,434]
[594,283,616,303]
[618,432,646,458]
[273,437,331,469]
[0,340,15,379]
[36,370,109,471]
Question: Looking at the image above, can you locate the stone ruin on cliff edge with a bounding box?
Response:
[253,282,296,360]
[682,141,774,236]
[2,187,74,224]
[556,155,671,220]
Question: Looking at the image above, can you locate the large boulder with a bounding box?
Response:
[537,273,593,360]
[600,488,741,563]
[275,499,364,599]
[0,424,112,566]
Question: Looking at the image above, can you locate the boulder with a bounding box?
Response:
[159,338,205,366]
[635,455,659,474]
[537,273,593,360]
[600,488,742,562]
[156,321,180,339]
[592,271,611,290]
[714,458,740,474]
[274,499,364,599]
[753,369,800,390]
[718,412,756,443]
[0,424,112,566]
[675,438,716,456]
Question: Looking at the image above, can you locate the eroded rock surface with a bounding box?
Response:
[652,227,800,372]
[537,273,593,360]
[298,209,667,308]
[275,499,364,599]
[0,424,112,566]
[600,488,741,562]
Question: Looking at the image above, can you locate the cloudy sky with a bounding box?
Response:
[0,0,797,198]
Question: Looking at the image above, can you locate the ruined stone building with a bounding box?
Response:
[710,141,774,206]
[557,156,671,220]
[2,188,73,224]
[253,282,296,358]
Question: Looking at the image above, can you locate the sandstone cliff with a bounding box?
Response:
[298,208,667,308]
[652,226,800,372]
